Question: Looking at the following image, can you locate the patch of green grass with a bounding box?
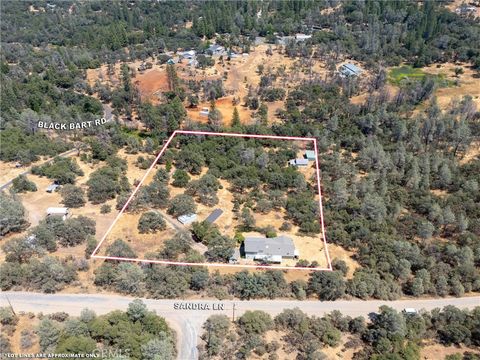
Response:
[388,65,455,88]
[120,126,150,139]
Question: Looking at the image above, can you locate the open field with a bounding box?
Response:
[0,160,39,186]
[388,65,452,86]
[352,61,480,113]
[421,62,480,109]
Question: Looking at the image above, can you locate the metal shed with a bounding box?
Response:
[205,209,223,224]
[178,213,197,225]
[289,158,309,167]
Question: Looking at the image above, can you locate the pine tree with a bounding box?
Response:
[231,107,240,127]
[258,103,268,125]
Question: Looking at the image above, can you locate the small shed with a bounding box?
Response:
[178,213,197,225]
[304,150,316,161]
[46,183,60,193]
[47,207,68,220]
[289,158,309,167]
[205,209,223,224]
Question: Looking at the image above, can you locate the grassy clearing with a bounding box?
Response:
[388,65,455,87]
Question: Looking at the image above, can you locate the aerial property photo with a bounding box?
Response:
[92,130,332,270]
[0,1,479,359]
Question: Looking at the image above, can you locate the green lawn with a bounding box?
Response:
[388,65,455,87]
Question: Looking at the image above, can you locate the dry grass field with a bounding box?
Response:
[422,62,480,109]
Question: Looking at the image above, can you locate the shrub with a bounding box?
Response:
[138,211,167,233]
[60,185,86,208]
[172,169,190,187]
[0,193,28,236]
[167,194,197,217]
[11,175,37,193]
[0,307,18,326]
[31,157,83,185]
[100,204,111,214]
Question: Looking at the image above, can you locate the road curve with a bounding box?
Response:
[0,149,78,191]
[1,292,478,360]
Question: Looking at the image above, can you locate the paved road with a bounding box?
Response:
[1,105,113,192]
[1,292,478,360]
[0,149,78,191]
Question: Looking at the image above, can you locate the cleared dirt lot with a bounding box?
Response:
[86,43,350,126]
[420,343,480,359]
[100,211,178,258]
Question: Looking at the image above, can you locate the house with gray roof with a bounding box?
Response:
[339,63,362,77]
[207,44,224,55]
[244,235,299,263]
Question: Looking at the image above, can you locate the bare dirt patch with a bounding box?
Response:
[0,161,37,186]
[8,314,40,354]
[134,68,170,103]
[101,211,177,258]
[460,140,480,165]
[186,96,254,125]
[420,343,480,359]
[326,244,360,279]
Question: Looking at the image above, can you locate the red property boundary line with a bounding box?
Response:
[91,130,333,271]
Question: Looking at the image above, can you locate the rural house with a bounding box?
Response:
[207,44,224,55]
[339,63,362,77]
[244,235,299,263]
[179,50,196,59]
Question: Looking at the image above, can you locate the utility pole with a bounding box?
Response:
[232,302,236,322]
[4,295,16,317]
